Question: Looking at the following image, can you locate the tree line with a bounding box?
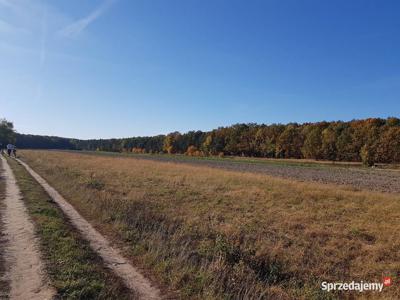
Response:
[2,117,399,165]
[158,118,400,165]
[0,119,16,148]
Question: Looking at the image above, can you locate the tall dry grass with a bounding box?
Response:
[20,150,400,299]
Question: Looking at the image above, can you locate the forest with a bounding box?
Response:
[1,117,400,165]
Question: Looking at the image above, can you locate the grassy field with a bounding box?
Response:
[20,150,400,299]
[6,157,135,299]
[0,158,10,298]
[63,150,400,194]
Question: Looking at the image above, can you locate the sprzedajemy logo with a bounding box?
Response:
[321,277,393,293]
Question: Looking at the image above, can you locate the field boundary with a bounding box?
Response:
[16,158,161,300]
[68,150,400,194]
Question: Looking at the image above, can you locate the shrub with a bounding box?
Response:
[186,145,198,156]
[132,147,146,154]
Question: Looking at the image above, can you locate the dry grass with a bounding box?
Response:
[86,151,400,194]
[20,150,400,299]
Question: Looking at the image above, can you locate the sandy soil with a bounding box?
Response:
[17,158,161,300]
[0,156,55,300]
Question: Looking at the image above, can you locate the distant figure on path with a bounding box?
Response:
[12,147,17,158]
[7,144,14,156]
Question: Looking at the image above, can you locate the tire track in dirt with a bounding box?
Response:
[0,156,55,300]
[17,158,161,300]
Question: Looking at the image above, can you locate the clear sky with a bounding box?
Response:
[1,0,399,139]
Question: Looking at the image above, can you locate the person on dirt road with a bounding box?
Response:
[7,144,14,156]
[12,147,17,158]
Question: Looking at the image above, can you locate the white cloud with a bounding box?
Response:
[58,0,116,38]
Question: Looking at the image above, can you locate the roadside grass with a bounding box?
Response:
[20,150,400,299]
[6,157,135,299]
[0,158,10,298]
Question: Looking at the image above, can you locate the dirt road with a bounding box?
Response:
[0,156,54,300]
[17,158,161,300]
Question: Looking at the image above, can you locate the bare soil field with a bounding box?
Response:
[19,150,400,299]
[180,158,400,194]
[84,152,400,193]
[86,152,400,194]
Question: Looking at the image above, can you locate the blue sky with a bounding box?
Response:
[1,0,399,139]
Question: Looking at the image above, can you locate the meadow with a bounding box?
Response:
[20,150,400,299]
